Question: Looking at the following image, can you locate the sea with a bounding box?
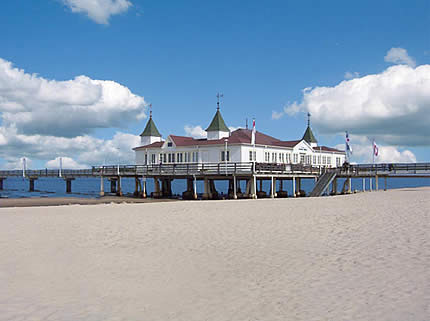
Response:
[1,176,429,199]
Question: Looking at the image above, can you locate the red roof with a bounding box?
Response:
[134,128,344,153]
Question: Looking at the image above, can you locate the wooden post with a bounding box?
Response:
[29,177,37,192]
[65,178,74,193]
[259,179,263,192]
[203,178,209,200]
[384,176,387,191]
[369,177,373,192]
[245,179,251,198]
[110,178,117,194]
[142,177,147,198]
[375,175,379,191]
[193,176,197,199]
[348,177,352,194]
[233,175,237,199]
[297,177,301,196]
[292,177,296,197]
[280,179,283,191]
[153,178,160,198]
[100,176,105,196]
[117,176,122,196]
[274,178,277,197]
[331,178,337,195]
[362,177,365,192]
[270,176,274,198]
[134,177,139,196]
[252,175,257,199]
[0,178,4,191]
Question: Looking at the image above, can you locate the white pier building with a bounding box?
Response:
[133,106,345,168]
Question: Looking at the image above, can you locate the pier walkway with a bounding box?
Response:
[1,162,429,199]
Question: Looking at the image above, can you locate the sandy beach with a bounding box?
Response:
[0,188,429,321]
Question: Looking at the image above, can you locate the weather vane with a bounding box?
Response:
[149,104,152,118]
[307,112,311,127]
[216,92,224,111]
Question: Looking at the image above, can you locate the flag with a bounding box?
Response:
[251,118,256,145]
[345,131,352,154]
[373,140,379,157]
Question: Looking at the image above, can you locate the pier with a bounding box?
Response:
[1,162,429,199]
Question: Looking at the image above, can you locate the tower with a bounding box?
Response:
[302,112,318,147]
[140,105,162,146]
[206,93,230,140]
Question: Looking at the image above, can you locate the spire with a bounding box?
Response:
[140,104,161,137]
[302,112,317,145]
[206,94,229,132]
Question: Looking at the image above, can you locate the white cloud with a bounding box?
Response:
[280,64,430,147]
[336,135,416,163]
[184,125,206,138]
[62,0,132,25]
[384,47,416,67]
[45,157,87,169]
[0,126,141,168]
[344,71,360,79]
[0,58,146,137]
[271,110,284,120]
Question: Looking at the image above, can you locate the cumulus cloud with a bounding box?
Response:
[0,125,141,169]
[0,58,146,137]
[45,157,87,169]
[62,0,132,25]
[344,71,360,79]
[184,125,207,138]
[277,64,430,147]
[384,47,416,67]
[336,135,416,163]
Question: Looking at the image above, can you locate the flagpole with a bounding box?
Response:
[372,138,375,165]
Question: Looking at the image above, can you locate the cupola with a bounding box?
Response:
[205,94,230,140]
[302,112,318,148]
[140,105,162,146]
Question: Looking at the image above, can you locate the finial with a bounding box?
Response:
[149,104,152,118]
[246,118,248,129]
[307,112,311,127]
[216,92,224,111]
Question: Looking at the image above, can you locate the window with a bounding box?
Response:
[163,154,167,163]
[192,151,199,162]
[327,157,331,166]
[322,156,326,165]
[168,153,172,163]
[167,142,173,147]
[336,157,341,167]
[265,152,269,162]
[172,153,176,163]
[144,154,148,165]
[293,154,298,163]
[221,151,230,162]
[300,154,305,164]
[306,155,311,165]
[151,154,156,164]
[313,155,316,164]
[249,151,253,161]
[318,155,321,164]
[177,153,183,163]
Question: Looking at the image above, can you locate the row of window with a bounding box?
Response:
[144,150,343,166]
[258,151,342,166]
[144,151,200,164]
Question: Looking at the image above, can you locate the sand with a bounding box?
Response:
[0,196,176,208]
[0,188,429,321]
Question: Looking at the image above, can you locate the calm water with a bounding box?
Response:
[1,176,429,199]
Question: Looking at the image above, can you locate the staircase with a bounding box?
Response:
[309,172,337,197]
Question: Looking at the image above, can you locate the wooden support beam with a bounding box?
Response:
[375,175,379,191]
[65,178,75,194]
[203,178,209,200]
[100,176,105,196]
[110,178,117,194]
[384,176,387,191]
[233,175,237,199]
[270,176,275,198]
[292,177,296,197]
[0,178,4,190]
[117,177,122,196]
[29,177,37,192]
[362,177,365,192]
[142,177,147,198]
[193,176,197,200]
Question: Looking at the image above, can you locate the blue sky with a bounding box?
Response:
[0,0,429,168]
